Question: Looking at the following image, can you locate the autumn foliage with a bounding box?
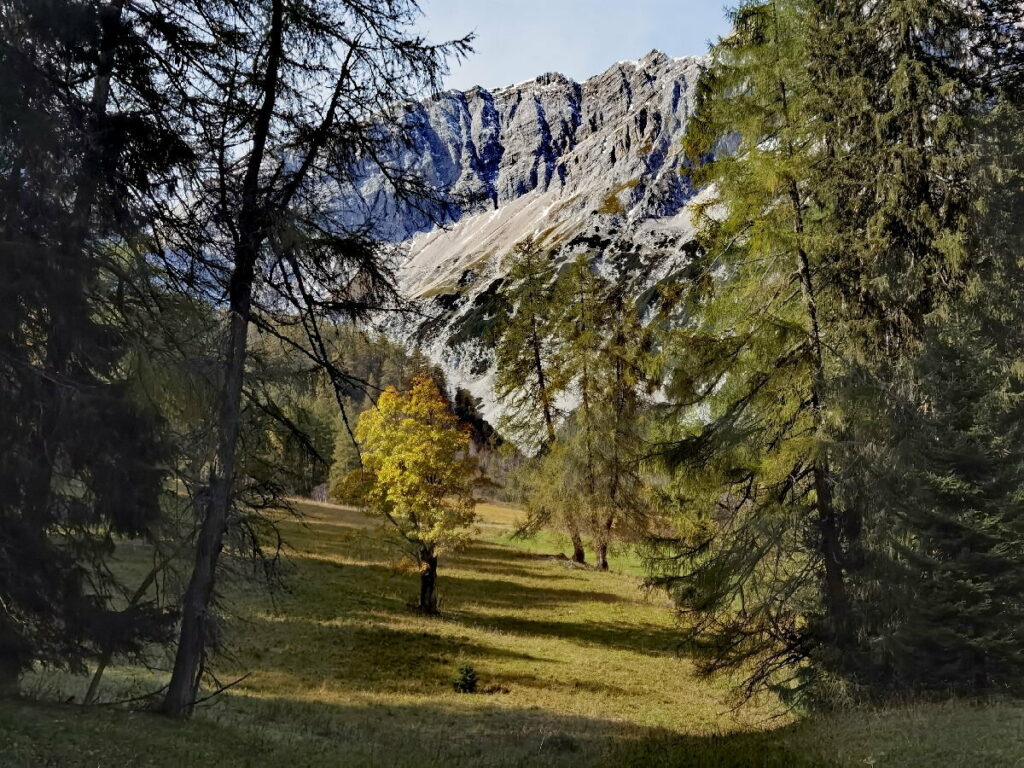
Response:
[339,375,479,613]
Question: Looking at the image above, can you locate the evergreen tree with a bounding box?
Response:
[651,0,848,699]
[833,3,1024,695]
[805,0,1020,695]
[576,280,656,570]
[0,0,200,693]
[494,240,594,561]
[493,238,566,450]
[653,0,1024,701]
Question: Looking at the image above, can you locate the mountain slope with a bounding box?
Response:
[357,51,708,422]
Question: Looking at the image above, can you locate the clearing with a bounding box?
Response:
[2,501,1022,767]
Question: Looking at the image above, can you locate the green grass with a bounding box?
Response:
[2,500,1022,767]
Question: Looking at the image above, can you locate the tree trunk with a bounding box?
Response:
[161,0,284,718]
[595,515,614,571]
[596,542,609,571]
[530,320,556,447]
[0,652,19,698]
[164,286,252,720]
[787,176,850,637]
[776,67,852,636]
[570,531,586,564]
[162,305,251,717]
[419,548,439,614]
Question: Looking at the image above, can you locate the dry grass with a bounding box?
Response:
[1,500,1022,767]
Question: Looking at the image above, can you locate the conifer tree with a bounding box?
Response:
[654,0,1024,701]
[157,0,470,717]
[495,240,595,561]
[831,3,1024,694]
[0,0,200,694]
[651,0,850,698]
[493,238,566,449]
[531,255,657,570]
[803,0,1022,694]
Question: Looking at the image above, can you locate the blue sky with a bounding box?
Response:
[419,0,732,91]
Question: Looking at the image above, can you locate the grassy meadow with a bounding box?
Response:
[1,501,1022,767]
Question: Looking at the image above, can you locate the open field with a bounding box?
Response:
[2,501,1022,767]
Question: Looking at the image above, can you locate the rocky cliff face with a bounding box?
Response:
[346,51,708,423]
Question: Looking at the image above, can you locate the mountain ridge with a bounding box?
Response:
[350,50,710,425]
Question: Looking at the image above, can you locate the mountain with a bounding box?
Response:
[351,50,708,424]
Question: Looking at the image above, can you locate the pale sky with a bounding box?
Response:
[419,0,732,91]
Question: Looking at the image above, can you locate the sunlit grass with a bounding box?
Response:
[2,499,1022,767]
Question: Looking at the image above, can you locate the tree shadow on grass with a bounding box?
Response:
[451,611,683,656]
[277,552,626,615]
[196,693,821,768]
[439,573,626,609]
[265,550,678,660]
[2,694,821,768]
[447,556,563,580]
[232,612,559,695]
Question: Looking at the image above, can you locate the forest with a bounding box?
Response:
[2,0,1024,765]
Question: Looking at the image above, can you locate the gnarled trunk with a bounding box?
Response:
[419,548,439,614]
[570,531,586,564]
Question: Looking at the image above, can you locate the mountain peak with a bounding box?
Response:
[353,53,707,419]
[639,48,670,65]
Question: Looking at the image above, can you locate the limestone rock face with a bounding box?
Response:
[341,51,709,425]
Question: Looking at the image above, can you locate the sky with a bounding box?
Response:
[418,0,732,91]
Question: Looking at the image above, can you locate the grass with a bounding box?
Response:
[598,178,642,215]
[2,500,1023,766]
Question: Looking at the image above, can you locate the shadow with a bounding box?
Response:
[263,540,673,658]
[0,694,826,768]
[438,573,626,610]
[452,612,682,656]
[234,612,555,695]
[447,557,562,580]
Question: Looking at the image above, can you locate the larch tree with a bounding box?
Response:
[351,375,479,614]
[158,0,470,717]
[494,239,591,562]
[584,282,656,570]
[649,0,851,700]
[518,255,656,570]
[493,237,566,450]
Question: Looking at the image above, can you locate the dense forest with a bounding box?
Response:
[2,0,1024,765]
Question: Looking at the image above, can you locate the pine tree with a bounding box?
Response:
[494,240,596,562]
[493,238,566,450]
[650,0,850,699]
[0,0,200,693]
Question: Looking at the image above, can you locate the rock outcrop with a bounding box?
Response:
[342,51,709,423]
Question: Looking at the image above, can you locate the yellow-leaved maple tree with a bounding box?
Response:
[348,374,478,613]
